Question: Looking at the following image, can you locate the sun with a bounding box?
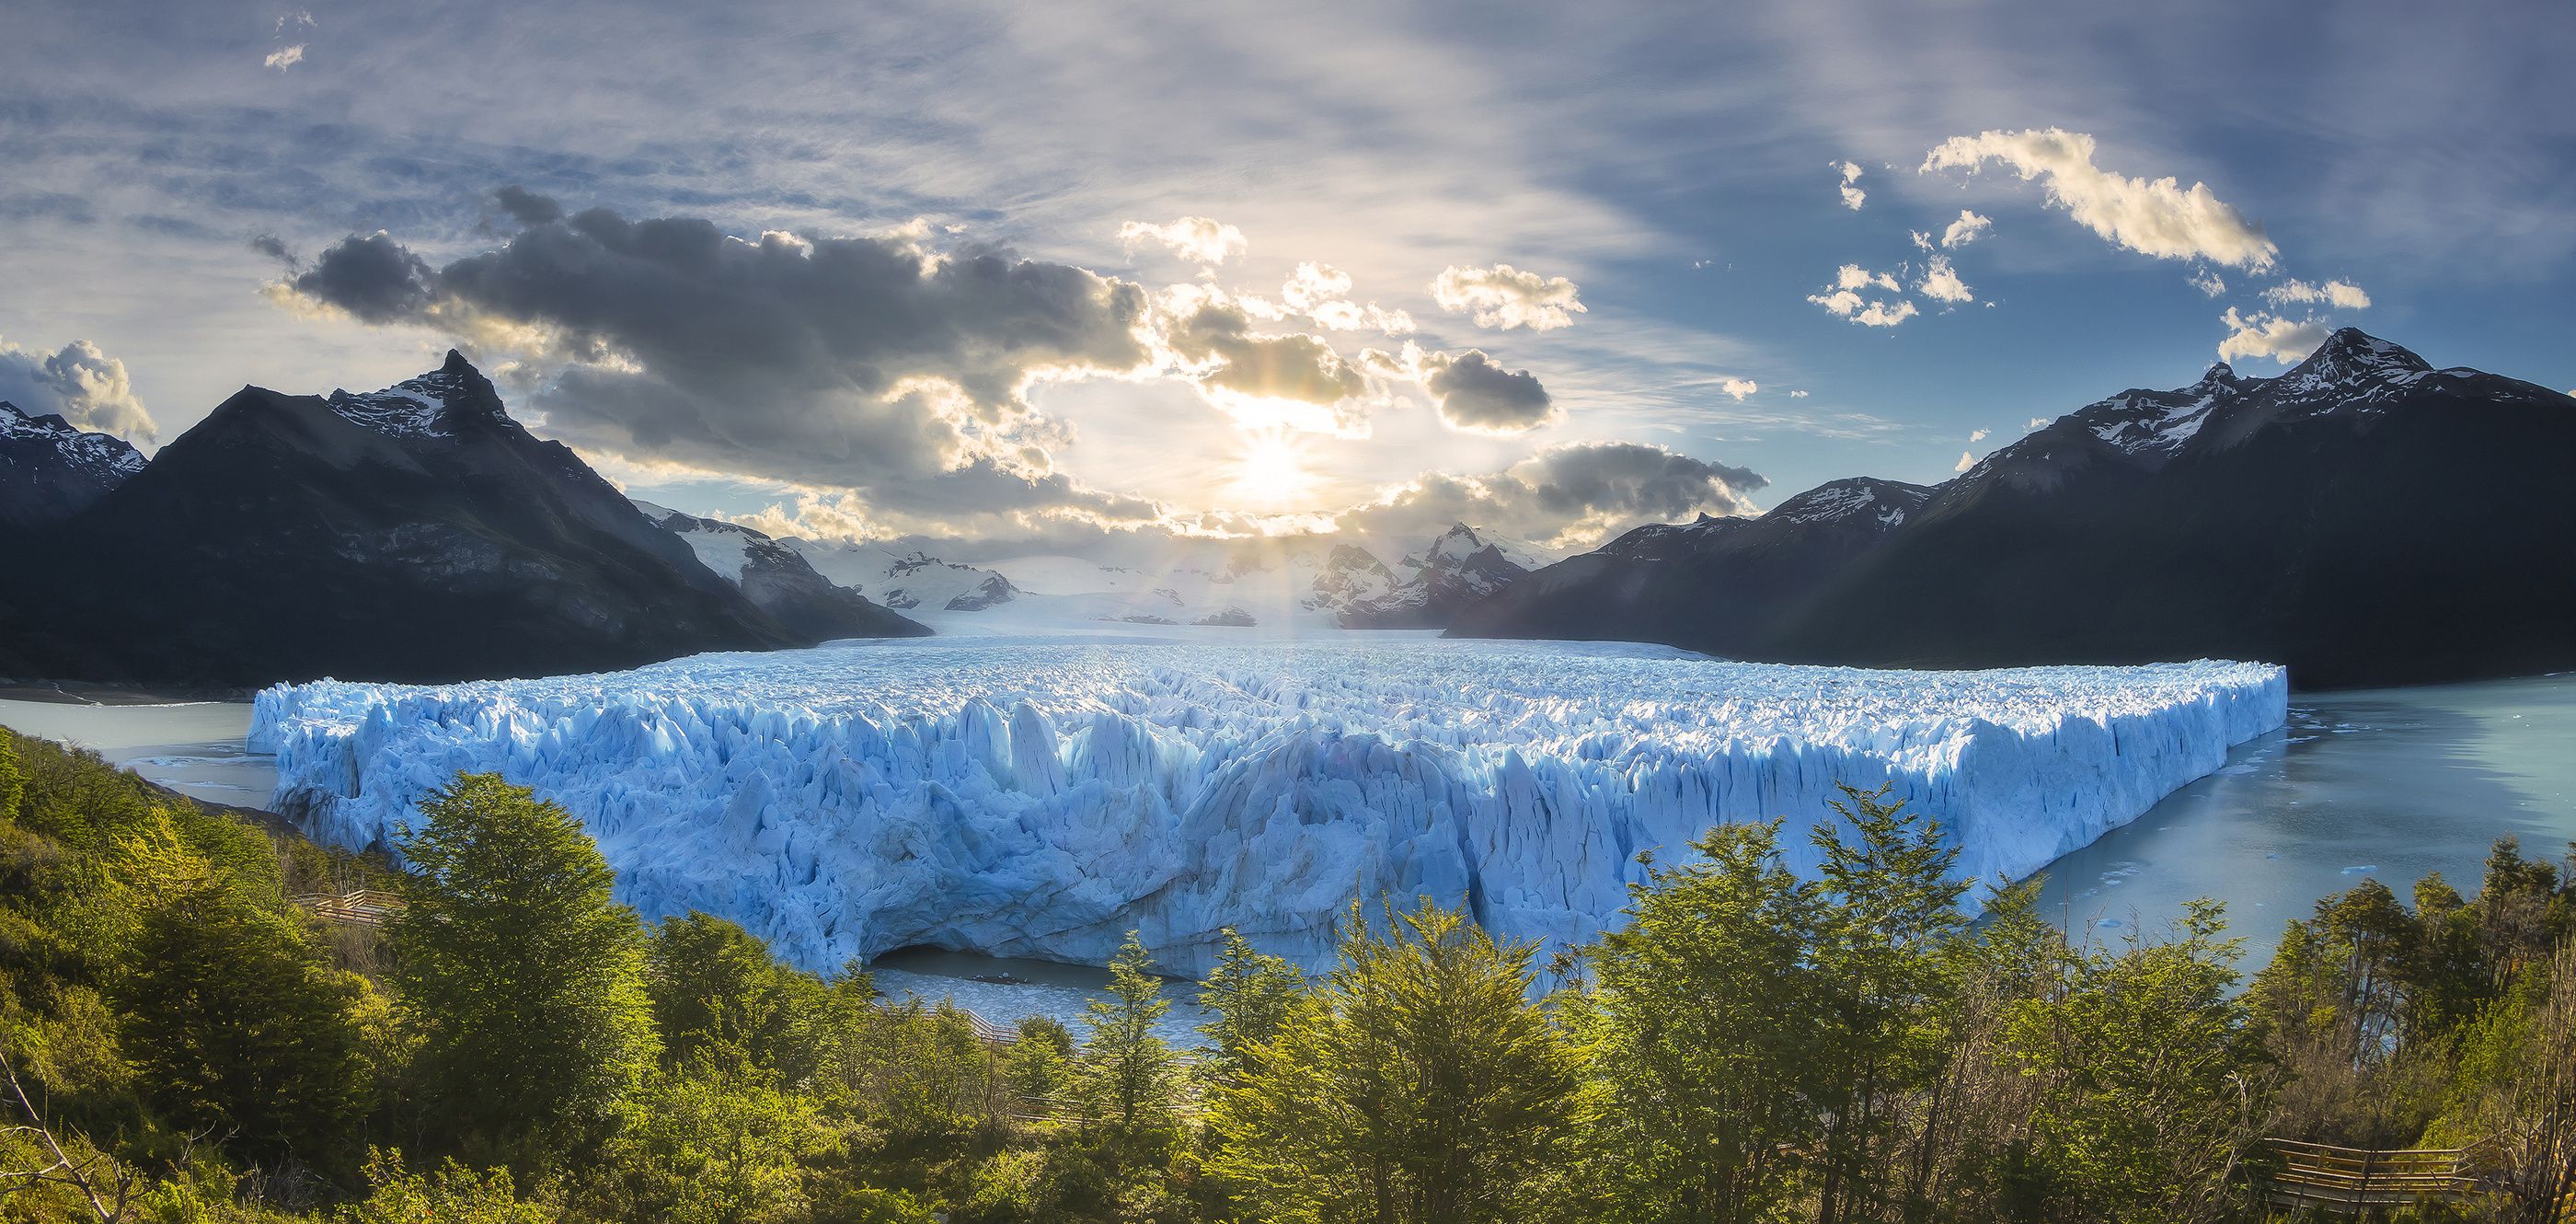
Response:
[1226,430,1318,508]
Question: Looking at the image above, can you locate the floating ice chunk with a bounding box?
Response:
[251,637,2287,975]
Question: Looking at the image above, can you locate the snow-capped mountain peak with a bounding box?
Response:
[2272,327,2434,402]
[0,398,151,530]
[321,350,502,440]
[1767,477,1934,528]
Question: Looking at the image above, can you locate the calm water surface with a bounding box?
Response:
[7,673,2570,1024]
[2027,672,2576,967]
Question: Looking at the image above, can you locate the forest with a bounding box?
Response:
[2,725,2570,1223]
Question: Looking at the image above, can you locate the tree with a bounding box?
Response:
[1586,819,1822,1224]
[1197,928,1303,1085]
[116,880,374,1166]
[584,1058,842,1224]
[1804,782,1974,1224]
[1080,931,1177,1134]
[0,733,24,825]
[647,910,835,1081]
[1209,900,1590,1224]
[390,772,657,1169]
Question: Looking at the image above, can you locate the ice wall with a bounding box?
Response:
[250,636,2286,975]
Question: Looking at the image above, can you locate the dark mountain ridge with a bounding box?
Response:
[0,399,146,530]
[1452,329,2576,688]
[0,352,918,687]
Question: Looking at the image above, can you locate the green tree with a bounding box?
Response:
[1210,900,1589,1224]
[116,880,374,1165]
[1998,899,2263,1224]
[390,772,657,1170]
[1197,928,1303,1084]
[648,910,836,1081]
[1587,819,1822,1223]
[585,1058,842,1224]
[1080,931,1177,1133]
[337,1149,554,1224]
[1805,783,1975,1224]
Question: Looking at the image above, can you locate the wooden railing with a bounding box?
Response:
[2258,1138,2480,1214]
[289,888,405,928]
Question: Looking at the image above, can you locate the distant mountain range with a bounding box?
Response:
[1454,329,2576,688]
[0,352,921,687]
[1,399,145,530]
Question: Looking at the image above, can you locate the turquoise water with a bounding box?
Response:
[2027,673,2576,968]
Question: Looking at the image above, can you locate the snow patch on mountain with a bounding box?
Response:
[253,639,2286,975]
[1,399,147,481]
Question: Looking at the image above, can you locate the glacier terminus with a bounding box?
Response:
[250,635,2288,976]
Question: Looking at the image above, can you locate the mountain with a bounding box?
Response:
[631,502,927,641]
[0,352,917,687]
[0,400,146,529]
[1342,525,1539,628]
[779,542,1024,613]
[1446,478,1933,646]
[1453,329,2576,688]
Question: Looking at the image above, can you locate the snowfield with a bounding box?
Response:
[250,635,2286,975]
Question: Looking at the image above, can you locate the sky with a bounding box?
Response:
[3,0,2571,556]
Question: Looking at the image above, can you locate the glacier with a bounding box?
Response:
[249,635,2286,976]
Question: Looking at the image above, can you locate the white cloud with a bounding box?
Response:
[1911,231,1934,250]
[2188,269,2227,297]
[2028,416,2052,429]
[1835,263,1901,293]
[1278,261,1414,333]
[263,43,305,72]
[1838,160,1867,211]
[1719,377,1757,400]
[1916,255,1972,304]
[1428,263,1586,331]
[2263,278,2372,309]
[1118,216,1248,266]
[0,335,156,441]
[1968,428,1990,444]
[1940,210,1992,248]
[1811,266,1918,326]
[274,9,314,32]
[1953,450,1975,473]
[2217,307,2330,364]
[1789,389,1811,398]
[1922,128,2278,270]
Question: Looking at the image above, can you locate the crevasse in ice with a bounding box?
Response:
[249,635,2287,975]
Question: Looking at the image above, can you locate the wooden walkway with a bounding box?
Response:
[289,888,405,927]
[2259,1138,2480,1214]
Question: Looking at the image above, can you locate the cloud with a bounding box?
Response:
[1158,285,1372,433]
[248,233,295,265]
[1345,440,1765,548]
[490,185,565,227]
[1417,349,1557,434]
[1788,389,1810,398]
[1719,377,1757,400]
[1808,271,1919,327]
[263,43,306,72]
[2216,307,2330,364]
[1953,450,1975,473]
[278,206,1165,522]
[1921,128,2278,270]
[1916,255,1972,304]
[2028,416,2052,429]
[1274,261,1413,334]
[1836,263,1901,293]
[284,232,438,324]
[1967,428,1990,444]
[1837,160,1867,211]
[1118,216,1247,266]
[1428,263,1586,331]
[2263,278,2372,309]
[0,335,156,441]
[1940,210,1992,248]
[2188,269,2227,297]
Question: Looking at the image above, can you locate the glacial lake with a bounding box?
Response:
[6,669,2571,1024]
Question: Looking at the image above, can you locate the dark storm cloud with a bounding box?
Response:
[490,184,564,225]
[281,202,1160,520]
[291,232,437,324]
[1347,440,1767,548]
[248,232,294,265]
[1420,349,1554,433]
